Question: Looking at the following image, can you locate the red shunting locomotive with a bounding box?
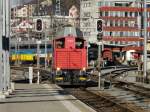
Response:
[52,27,88,85]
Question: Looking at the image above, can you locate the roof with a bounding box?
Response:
[55,27,83,38]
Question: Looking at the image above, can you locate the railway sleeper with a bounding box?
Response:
[86,89,146,112]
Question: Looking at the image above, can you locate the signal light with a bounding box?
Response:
[36,19,43,31]
[57,67,61,71]
[97,19,103,32]
[97,33,103,41]
[82,67,86,71]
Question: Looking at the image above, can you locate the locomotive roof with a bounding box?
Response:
[55,27,83,39]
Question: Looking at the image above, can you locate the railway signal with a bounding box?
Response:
[36,19,43,32]
[97,33,103,41]
[97,19,103,33]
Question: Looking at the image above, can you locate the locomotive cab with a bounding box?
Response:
[53,34,88,85]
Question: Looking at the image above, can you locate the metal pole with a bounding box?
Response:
[6,0,10,90]
[98,44,101,89]
[87,39,89,67]
[17,38,21,65]
[0,0,3,93]
[143,0,147,80]
[18,40,20,65]
[37,41,41,84]
[37,43,40,70]
[51,16,53,71]
[29,67,33,84]
[2,0,6,91]
[45,34,47,69]
[15,41,17,65]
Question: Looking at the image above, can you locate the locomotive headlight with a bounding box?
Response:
[57,67,60,71]
[82,67,86,71]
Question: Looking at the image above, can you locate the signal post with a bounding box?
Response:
[96,19,103,89]
[0,0,11,98]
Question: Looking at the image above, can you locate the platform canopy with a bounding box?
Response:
[55,27,83,38]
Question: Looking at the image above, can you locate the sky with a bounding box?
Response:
[11,0,32,7]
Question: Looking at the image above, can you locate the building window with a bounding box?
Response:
[115,3,122,7]
[125,21,128,27]
[106,20,110,26]
[124,32,128,37]
[110,32,112,36]
[120,12,124,17]
[147,12,149,18]
[98,2,102,7]
[83,22,90,27]
[116,32,120,36]
[84,32,90,36]
[135,12,138,17]
[125,12,128,17]
[104,1,110,6]
[114,11,119,17]
[130,12,132,17]
[120,21,123,27]
[83,12,91,17]
[83,2,91,7]
[118,20,120,26]
[118,12,121,17]
[139,12,142,16]
[147,4,150,8]
[105,11,109,16]
[115,21,118,26]
[112,11,115,16]
[148,22,150,27]
[112,32,116,36]
[110,20,113,26]
[135,32,138,36]
[120,32,123,37]
[115,41,118,44]
[99,11,103,17]
[109,11,113,16]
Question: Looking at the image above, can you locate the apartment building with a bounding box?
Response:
[80,0,150,50]
[98,0,150,51]
[11,5,34,18]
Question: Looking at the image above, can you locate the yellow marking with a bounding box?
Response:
[79,77,86,81]
[55,77,63,80]
[11,54,34,61]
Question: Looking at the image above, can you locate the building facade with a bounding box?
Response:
[99,0,147,50]
[11,5,34,18]
[80,0,100,42]
[80,0,150,50]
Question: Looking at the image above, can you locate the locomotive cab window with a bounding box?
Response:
[75,38,84,49]
[56,38,65,48]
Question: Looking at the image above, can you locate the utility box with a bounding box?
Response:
[29,67,33,84]
[102,79,111,89]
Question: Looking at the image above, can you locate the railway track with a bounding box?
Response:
[11,66,52,83]
[11,66,150,111]
[89,67,150,112]
[64,88,146,112]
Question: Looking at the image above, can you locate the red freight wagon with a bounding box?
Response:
[53,34,88,85]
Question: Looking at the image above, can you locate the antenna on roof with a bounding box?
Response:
[55,0,61,15]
